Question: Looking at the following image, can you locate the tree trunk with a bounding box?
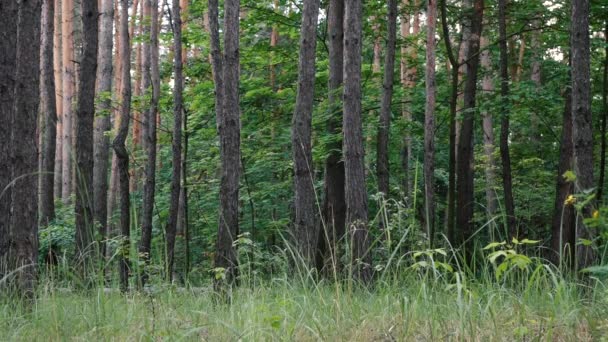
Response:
[130,0,142,192]
[292,0,320,266]
[498,0,516,236]
[166,0,184,282]
[400,0,411,198]
[423,0,437,245]
[455,0,483,255]
[139,0,159,287]
[40,0,58,226]
[11,0,43,297]
[480,34,497,216]
[550,84,575,266]
[317,0,346,274]
[440,0,459,245]
[209,0,241,286]
[93,0,114,260]
[113,0,132,292]
[0,0,18,274]
[530,19,542,147]
[53,0,63,199]
[454,0,472,160]
[74,0,98,271]
[61,0,74,203]
[376,0,397,200]
[571,0,595,270]
[344,0,371,283]
[597,22,608,203]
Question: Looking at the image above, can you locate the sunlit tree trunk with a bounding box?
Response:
[480,35,497,216]
[61,0,75,203]
[53,0,63,199]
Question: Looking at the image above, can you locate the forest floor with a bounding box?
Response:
[1,275,607,341]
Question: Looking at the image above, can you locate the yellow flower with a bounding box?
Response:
[565,195,576,206]
[593,210,600,219]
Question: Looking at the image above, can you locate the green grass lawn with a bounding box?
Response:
[2,274,607,341]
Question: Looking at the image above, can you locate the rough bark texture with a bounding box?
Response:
[11,0,43,297]
[498,0,516,236]
[139,0,160,287]
[455,0,483,255]
[210,0,241,286]
[440,0,459,245]
[317,0,346,274]
[40,0,58,226]
[53,0,63,199]
[93,0,114,259]
[598,22,608,203]
[344,0,371,283]
[376,0,397,199]
[292,0,320,266]
[550,86,575,266]
[0,0,18,274]
[166,0,184,282]
[61,0,74,203]
[423,0,437,245]
[113,0,132,292]
[74,0,98,269]
[571,0,595,269]
[480,35,497,216]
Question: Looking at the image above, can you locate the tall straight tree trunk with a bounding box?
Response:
[550,84,575,266]
[166,0,184,282]
[400,0,411,197]
[61,0,74,203]
[11,0,43,297]
[93,0,114,260]
[498,0,516,236]
[529,19,542,147]
[209,0,241,286]
[292,0,320,265]
[597,22,608,203]
[480,34,497,216]
[454,0,472,158]
[139,0,160,287]
[74,0,98,268]
[423,0,437,245]
[440,0,459,244]
[376,0,397,199]
[40,0,58,226]
[455,0,483,255]
[317,0,346,274]
[0,1,18,273]
[113,0,132,292]
[344,0,371,283]
[130,0,142,192]
[571,0,595,270]
[402,0,419,198]
[53,0,63,199]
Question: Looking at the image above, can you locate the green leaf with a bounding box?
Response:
[563,170,577,182]
[483,241,506,250]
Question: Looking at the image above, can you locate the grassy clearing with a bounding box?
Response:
[1,273,607,341]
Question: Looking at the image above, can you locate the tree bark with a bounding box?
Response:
[209,0,241,286]
[597,22,608,203]
[130,0,142,192]
[139,0,160,287]
[61,0,74,203]
[93,0,114,260]
[40,0,58,226]
[11,0,43,297]
[0,0,18,274]
[530,19,542,146]
[423,0,437,245]
[498,0,516,236]
[550,84,575,266]
[455,0,483,255]
[571,0,595,270]
[480,34,497,216]
[376,0,397,200]
[317,0,346,274]
[400,0,411,198]
[344,0,371,283]
[292,0,320,266]
[53,0,63,199]
[166,0,184,282]
[113,0,132,292]
[74,0,98,270]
